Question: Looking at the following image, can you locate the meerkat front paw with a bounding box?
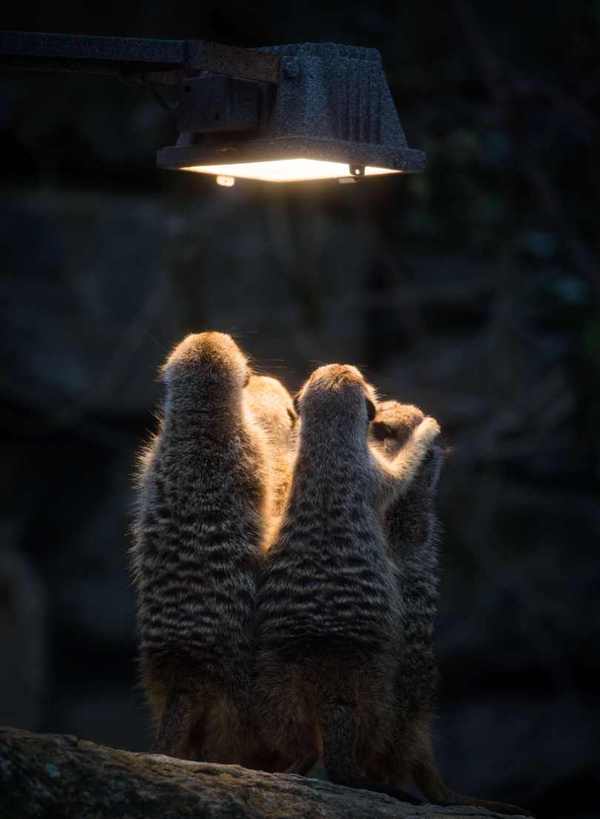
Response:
[412,416,441,449]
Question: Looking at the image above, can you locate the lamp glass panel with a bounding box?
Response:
[181,158,399,182]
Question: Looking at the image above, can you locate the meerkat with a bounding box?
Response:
[254,364,441,787]
[245,375,298,527]
[130,331,276,768]
[370,402,528,816]
[369,401,443,720]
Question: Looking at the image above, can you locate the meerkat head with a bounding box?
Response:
[371,400,444,491]
[294,364,377,435]
[245,375,298,445]
[161,332,251,401]
[370,401,425,457]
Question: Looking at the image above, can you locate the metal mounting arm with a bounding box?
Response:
[0,31,280,85]
[0,34,425,182]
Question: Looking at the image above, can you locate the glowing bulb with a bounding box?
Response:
[182,158,400,183]
[216,175,236,187]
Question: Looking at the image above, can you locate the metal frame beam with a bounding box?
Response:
[0,31,280,85]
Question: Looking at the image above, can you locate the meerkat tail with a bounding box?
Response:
[319,701,362,787]
[441,793,533,817]
[152,690,194,757]
[412,756,532,816]
[346,784,424,805]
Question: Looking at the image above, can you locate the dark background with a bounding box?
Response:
[1,3,599,818]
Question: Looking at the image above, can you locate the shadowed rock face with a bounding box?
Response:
[0,727,532,819]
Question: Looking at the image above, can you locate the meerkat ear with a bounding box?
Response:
[366,397,376,422]
[243,368,251,388]
[371,421,390,441]
[293,393,301,416]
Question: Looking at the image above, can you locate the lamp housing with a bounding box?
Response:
[157,43,425,183]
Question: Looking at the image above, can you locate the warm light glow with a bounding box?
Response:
[181,158,400,182]
[216,175,236,187]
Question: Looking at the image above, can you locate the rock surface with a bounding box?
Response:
[0,727,531,819]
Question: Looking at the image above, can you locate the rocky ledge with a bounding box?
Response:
[0,726,532,819]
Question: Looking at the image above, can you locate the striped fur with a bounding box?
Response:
[370,402,527,815]
[370,402,443,718]
[130,332,276,768]
[255,364,441,785]
[368,402,443,785]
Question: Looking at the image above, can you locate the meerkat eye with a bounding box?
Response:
[366,397,376,422]
[371,421,391,441]
[287,407,298,428]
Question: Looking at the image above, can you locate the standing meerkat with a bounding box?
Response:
[130,331,275,767]
[370,401,528,816]
[370,401,443,722]
[245,375,298,525]
[254,364,441,786]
